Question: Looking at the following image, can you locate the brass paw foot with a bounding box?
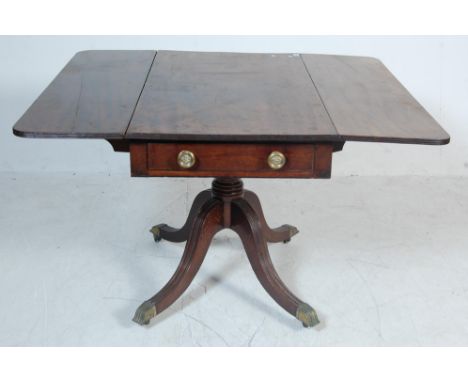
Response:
[150,224,165,242]
[133,301,157,326]
[296,303,320,328]
[283,225,299,243]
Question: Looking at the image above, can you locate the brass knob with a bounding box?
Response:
[267,151,286,170]
[177,150,196,169]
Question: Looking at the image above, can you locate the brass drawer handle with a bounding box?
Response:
[267,151,286,170]
[177,150,196,169]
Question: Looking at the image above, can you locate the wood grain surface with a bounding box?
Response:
[13,50,450,145]
[301,54,450,145]
[126,51,338,142]
[13,50,156,138]
[129,142,334,178]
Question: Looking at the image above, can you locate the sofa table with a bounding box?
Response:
[13,50,449,328]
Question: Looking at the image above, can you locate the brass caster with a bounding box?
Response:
[283,225,299,244]
[150,225,164,242]
[133,301,157,326]
[296,303,320,328]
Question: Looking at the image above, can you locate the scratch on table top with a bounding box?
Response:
[72,75,84,131]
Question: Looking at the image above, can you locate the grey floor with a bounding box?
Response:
[1,173,468,346]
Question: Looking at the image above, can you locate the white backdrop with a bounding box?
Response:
[1,35,467,176]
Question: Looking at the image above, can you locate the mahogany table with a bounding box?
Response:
[13,50,450,328]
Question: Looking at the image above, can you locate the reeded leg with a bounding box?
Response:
[150,189,212,243]
[230,198,319,327]
[244,190,299,243]
[134,198,223,325]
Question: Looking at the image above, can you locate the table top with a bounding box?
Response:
[13,50,449,145]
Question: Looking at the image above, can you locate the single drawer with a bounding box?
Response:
[130,142,334,178]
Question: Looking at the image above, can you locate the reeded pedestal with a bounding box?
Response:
[133,177,319,328]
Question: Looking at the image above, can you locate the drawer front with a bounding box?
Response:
[130,143,333,178]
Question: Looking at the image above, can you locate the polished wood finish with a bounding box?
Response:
[129,142,334,178]
[150,190,212,243]
[133,198,224,325]
[302,54,450,145]
[12,49,451,329]
[230,198,307,320]
[13,50,156,139]
[107,139,130,152]
[134,178,319,327]
[244,190,298,243]
[127,51,337,142]
[13,50,449,145]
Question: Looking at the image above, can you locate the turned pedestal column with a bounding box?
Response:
[133,177,320,328]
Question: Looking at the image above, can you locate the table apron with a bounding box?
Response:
[130,142,333,178]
